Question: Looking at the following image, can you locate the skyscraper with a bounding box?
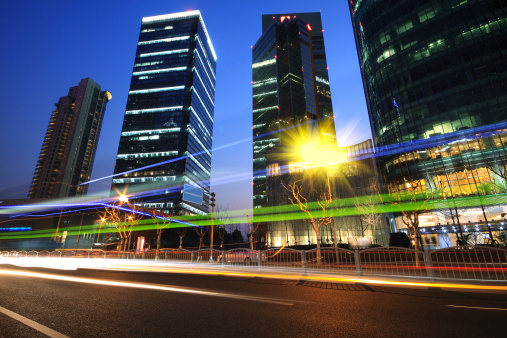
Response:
[29,78,111,199]
[252,12,336,210]
[349,0,507,237]
[111,10,216,215]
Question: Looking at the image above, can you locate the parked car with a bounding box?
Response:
[389,232,411,248]
[218,249,266,265]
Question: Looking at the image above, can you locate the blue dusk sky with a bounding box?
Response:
[0,0,371,212]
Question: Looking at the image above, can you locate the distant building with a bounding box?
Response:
[0,198,106,251]
[334,139,377,198]
[349,0,507,244]
[111,10,217,215]
[28,78,111,199]
[252,12,337,211]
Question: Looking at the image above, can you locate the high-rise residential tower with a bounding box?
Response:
[29,78,111,199]
[252,12,336,210]
[349,0,507,236]
[111,10,216,215]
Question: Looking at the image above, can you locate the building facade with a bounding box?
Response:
[349,0,507,245]
[252,12,337,211]
[111,11,216,215]
[263,138,388,247]
[29,78,111,199]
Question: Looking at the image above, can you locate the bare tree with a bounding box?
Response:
[374,179,438,252]
[96,212,115,248]
[146,207,175,256]
[177,227,187,249]
[246,214,259,250]
[283,176,334,261]
[214,205,231,249]
[354,194,383,244]
[103,203,142,251]
[195,226,207,250]
[485,157,507,192]
[287,217,299,246]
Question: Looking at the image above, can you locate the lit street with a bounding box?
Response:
[1,1,507,336]
[1,264,506,337]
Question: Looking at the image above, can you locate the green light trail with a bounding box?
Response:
[2,193,506,241]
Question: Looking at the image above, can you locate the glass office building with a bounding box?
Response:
[29,78,111,199]
[253,13,336,210]
[112,11,216,215]
[349,0,507,237]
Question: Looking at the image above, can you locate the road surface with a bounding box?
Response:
[1,264,506,337]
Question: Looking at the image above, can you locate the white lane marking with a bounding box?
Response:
[0,269,293,306]
[446,305,507,311]
[0,305,69,338]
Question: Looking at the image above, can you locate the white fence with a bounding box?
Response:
[2,246,506,282]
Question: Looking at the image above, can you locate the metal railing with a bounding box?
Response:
[359,247,428,278]
[1,246,506,282]
[165,249,192,263]
[430,246,507,281]
[306,247,357,276]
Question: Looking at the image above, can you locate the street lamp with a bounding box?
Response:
[127,215,134,251]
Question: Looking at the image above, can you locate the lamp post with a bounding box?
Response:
[210,192,216,261]
[127,215,133,252]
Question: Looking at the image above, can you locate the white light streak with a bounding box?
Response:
[195,46,216,84]
[446,305,507,311]
[195,35,216,79]
[190,106,212,139]
[194,49,215,90]
[116,151,178,159]
[0,269,292,305]
[129,86,185,94]
[113,176,177,184]
[138,36,190,45]
[316,76,330,85]
[125,106,183,115]
[133,67,187,76]
[194,68,215,105]
[192,88,214,122]
[252,59,276,68]
[138,49,188,58]
[121,128,180,136]
[253,91,277,98]
[252,78,277,87]
[189,128,212,157]
[186,152,211,176]
[142,11,217,61]
[253,106,278,113]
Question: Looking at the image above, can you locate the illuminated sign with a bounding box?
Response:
[136,237,145,254]
[182,184,203,205]
[280,15,295,22]
[0,227,31,232]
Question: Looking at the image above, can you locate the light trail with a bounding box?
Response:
[2,121,507,235]
[2,258,506,293]
[2,191,507,240]
[0,269,294,306]
[445,305,507,311]
[79,120,312,186]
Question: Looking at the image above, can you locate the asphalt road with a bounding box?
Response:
[1,264,506,337]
